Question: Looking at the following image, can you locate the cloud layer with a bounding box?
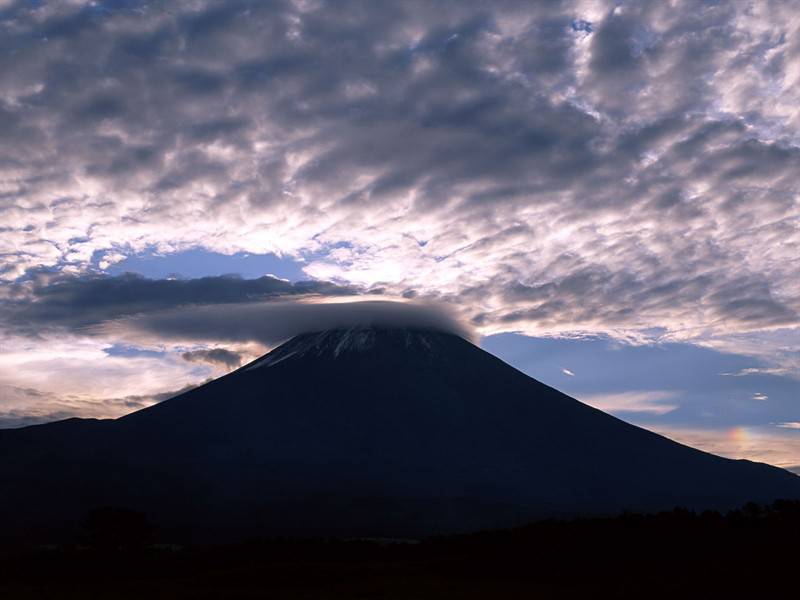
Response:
[0,0,796,348]
[1,271,354,336]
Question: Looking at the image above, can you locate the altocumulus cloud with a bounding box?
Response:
[0,0,797,347]
[0,1,799,420]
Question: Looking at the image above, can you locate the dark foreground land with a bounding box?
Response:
[1,501,798,599]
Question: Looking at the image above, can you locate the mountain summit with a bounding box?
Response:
[244,327,453,367]
[2,326,799,543]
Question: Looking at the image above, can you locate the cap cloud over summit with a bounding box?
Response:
[102,299,474,347]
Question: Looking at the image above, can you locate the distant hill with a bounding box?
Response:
[2,326,799,544]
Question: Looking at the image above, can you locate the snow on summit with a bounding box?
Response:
[247,326,458,370]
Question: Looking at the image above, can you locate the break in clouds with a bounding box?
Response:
[0,1,798,423]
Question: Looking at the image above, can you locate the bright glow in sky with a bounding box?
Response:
[0,1,798,467]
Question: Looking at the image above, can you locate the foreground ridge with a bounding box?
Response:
[5,502,800,598]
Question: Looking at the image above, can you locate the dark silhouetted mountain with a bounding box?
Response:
[2,327,799,544]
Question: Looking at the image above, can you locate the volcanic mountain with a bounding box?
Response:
[2,327,799,544]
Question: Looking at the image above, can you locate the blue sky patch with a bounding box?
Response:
[106,248,307,281]
[482,333,799,429]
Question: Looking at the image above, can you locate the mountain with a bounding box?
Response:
[2,327,799,544]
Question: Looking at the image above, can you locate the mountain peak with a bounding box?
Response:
[4,321,800,544]
[245,326,461,370]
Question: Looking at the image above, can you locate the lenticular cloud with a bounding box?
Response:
[101,299,475,346]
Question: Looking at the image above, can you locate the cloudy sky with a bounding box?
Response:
[0,0,798,469]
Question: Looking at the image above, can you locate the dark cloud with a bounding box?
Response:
[0,269,470,346]
[182,348,243,369]
[589,10,640,74]
[2,272,355,336]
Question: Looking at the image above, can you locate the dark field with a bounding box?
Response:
[1,501,797,599]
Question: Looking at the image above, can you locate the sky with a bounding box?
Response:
[0,1,798,470]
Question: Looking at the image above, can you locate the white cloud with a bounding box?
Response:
[721,367,793,377]
[578,390,680,415]
[0,333,210,426]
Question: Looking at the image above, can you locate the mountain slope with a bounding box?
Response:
[2,327,799,544]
